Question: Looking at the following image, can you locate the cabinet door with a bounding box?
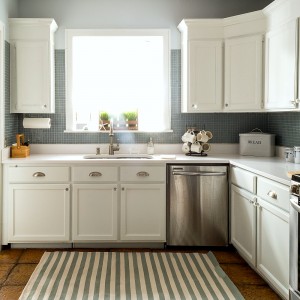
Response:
[10,40,53,113]
[265,20,298,109]
[256,198,289,299]
[72,184,118,241]
[182,40,223,112]
[8,184,70,242]
[225,35,263,111]
[230,184,256,266]
[120,184,166,241]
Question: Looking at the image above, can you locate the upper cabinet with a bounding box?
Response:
[178,20,223,113]
[178,12,266,113]
[224,34,263,111]
[264,0,300,110]
[9,19,57,113]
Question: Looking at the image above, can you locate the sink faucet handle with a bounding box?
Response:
[96,147,101,155]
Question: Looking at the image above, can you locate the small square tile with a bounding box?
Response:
[237,284,282,300]
[0,264,14,285]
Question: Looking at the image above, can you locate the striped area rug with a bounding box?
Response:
[19,251,244,300]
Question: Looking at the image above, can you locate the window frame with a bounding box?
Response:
[65,28,171,132]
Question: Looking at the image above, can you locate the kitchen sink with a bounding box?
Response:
[83,154,153,159]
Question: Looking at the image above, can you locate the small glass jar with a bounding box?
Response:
[284,147,294,162]
[294,146,300,164]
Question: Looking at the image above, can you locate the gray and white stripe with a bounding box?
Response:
[19,251,244,300]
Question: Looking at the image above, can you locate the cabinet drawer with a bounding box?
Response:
[9,166,70,183]
[257,177,289,211]
[72,166,118,182]
[231,166,256,193]
[120,166,165,182]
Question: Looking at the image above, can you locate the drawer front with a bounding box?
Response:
[231,166,256,194]
[9,166,70,183]
[72,166,118,182]
[120,166,165,182]
[257,176,289,211]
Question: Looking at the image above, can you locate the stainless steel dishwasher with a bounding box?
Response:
[167,164,228,246]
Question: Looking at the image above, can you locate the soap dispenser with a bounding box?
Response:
[147,137,154,155]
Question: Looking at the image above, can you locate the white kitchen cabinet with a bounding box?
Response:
[224,35,263,111]
[178,22,223,113]
[120,184,166,241]
[264,19,299,110]
[9,18,57,113]
[230,166,289,300]
[8,184,70,242]
[230,184,256,267]
[256,198,289,299]
[72,184,118,241]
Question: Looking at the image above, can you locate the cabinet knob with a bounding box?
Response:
[191,104,198,109]
[225,103,229,107]
[114,187,117,191]
[122,187,125,191]
[89,172,102,177]
[136,171,149,177]
[43,104,47,108]
[33,172,45,177]
[267,190,277,200]
[65,188,69,191]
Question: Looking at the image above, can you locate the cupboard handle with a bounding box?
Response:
[33,172,45,177]
[89,172,102,177]
[254,202,260,208]
[267,190,277,200]
[136,171,149,177]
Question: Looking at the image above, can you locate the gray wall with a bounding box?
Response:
[0,0,18,38]
[17,0,273,49]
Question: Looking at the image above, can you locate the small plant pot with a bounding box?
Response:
[99,120,110,131]
[126,120,138,130]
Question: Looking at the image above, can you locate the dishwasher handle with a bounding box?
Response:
[172,171,226,176]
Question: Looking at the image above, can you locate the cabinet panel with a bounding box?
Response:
[257,198,289,299]
[225,35,263,111]
[8,184,70,242]
[9,166,70,183]
[265,20,298,109]
[185,40,223,112]
[72,184,118,241]
[231,184,256,266]
[11,41,50,113]
[257,176,289,211]
[72,166,118,182]
[120,184,166,241]
[120,166,165,182]
[231,166,257,194]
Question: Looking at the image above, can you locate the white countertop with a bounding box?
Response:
[2,152,298,186]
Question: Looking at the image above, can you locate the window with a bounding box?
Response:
[65,29,170,132]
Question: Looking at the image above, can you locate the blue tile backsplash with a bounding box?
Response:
[4,46,299,147]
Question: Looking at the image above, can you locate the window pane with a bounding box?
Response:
[66,30,170,132]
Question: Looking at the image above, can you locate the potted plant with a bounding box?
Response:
[123,111,138,130]
[99,111,110,130]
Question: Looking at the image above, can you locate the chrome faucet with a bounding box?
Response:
[108,121,120,155]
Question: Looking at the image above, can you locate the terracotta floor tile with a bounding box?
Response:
[0,264,14,285]
[221,263,267,286]
[0,249,23,264]
[237,284,282,300]
[0,285,25,300]
[18,249,45,264]
[4,264,37,286]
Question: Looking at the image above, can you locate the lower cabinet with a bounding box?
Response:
[120,184,166,241]
[231,184,256,267]
[8,184,70,242]
[72,184,118,241]
[230,167,289,300]
[256,198,289,299]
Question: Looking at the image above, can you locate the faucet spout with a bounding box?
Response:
[108,121,120,155]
